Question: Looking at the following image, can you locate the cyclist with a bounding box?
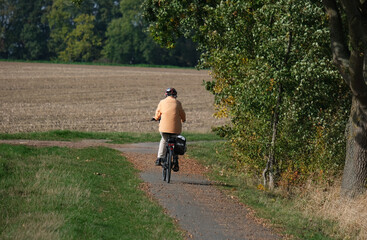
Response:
[152,88,186,171]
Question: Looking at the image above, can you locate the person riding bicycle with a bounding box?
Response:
[152,88,186,171]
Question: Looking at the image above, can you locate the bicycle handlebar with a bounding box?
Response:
[151,118,185,123]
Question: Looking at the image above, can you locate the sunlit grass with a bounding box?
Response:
[187,141,347,240]
[0,130,221,144]
[0,144,183,240]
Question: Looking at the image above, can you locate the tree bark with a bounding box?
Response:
[342,97,367,197]
[324,0,367,198]
[263,84,282,190]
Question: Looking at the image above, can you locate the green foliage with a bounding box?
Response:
[102,0,199,66]
[0,0,52,59]
[102,0,148,64]
[71,0,83,5]
[47,0,74,59]
[1,0,199,66]
[47,0,106,61]
[59,14,102,62]
[144,0,350,186]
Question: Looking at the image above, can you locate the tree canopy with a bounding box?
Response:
[143,0,351,190]
[0,0,199,67]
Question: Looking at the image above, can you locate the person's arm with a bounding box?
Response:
[154,101,162,121]
[179,102,186,122]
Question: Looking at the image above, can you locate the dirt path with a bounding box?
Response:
[0,139,281,240]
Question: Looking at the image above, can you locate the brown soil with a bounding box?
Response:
[0,62,227,133]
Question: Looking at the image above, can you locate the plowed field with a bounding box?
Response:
[0,62,225,133]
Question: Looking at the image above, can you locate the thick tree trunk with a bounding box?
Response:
[324,0,367,198]
[341,96,367,198]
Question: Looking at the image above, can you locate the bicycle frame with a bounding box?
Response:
[162,136,176,183]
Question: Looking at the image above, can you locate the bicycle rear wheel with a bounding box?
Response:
[162,155,167,181]
[166,149,173,183]
[162,164,167,182]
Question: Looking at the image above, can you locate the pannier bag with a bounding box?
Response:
[174,135,186,155]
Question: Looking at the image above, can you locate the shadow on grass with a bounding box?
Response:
[180,180,237,188]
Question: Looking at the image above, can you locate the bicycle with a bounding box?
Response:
[162,134,178,183]
[151,118,184,183]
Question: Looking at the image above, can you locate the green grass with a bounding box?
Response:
[0,130,221,144]
[0,131,343,239]
[0,130,160,144]
[187,141,340,240]
[0,144,184,240]
[0,58,194,69]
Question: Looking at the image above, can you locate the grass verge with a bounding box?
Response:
[187,141,346,240]
[0,144,184,240]
[0,130,221,144]
[0,58,194,69]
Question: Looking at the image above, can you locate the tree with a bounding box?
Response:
[59,14,101,62]
[48,0,119,61]
[102,0,148,64]
[102,0,199,66]
[0,0,52,59]
[47,0,74,59]
[92,0,122,42]
[323,0,367,198]
[0,0,15,58]
[143,0,349,190]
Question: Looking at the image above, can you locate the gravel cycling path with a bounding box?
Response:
[0,140,282,240]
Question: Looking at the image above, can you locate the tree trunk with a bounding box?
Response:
[324,0,367,198]
[263,84,282,190]
[341,96,367,198]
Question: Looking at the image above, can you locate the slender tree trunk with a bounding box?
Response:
[262,21,292,189]
[341,96,367,198]
[263,84,282,190]
[262,24,292,189]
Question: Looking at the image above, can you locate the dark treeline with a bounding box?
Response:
[0,0,199,67]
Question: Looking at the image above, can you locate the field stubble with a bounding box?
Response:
[0,62,226,133]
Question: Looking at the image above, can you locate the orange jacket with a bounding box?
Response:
[154,96,186,134]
